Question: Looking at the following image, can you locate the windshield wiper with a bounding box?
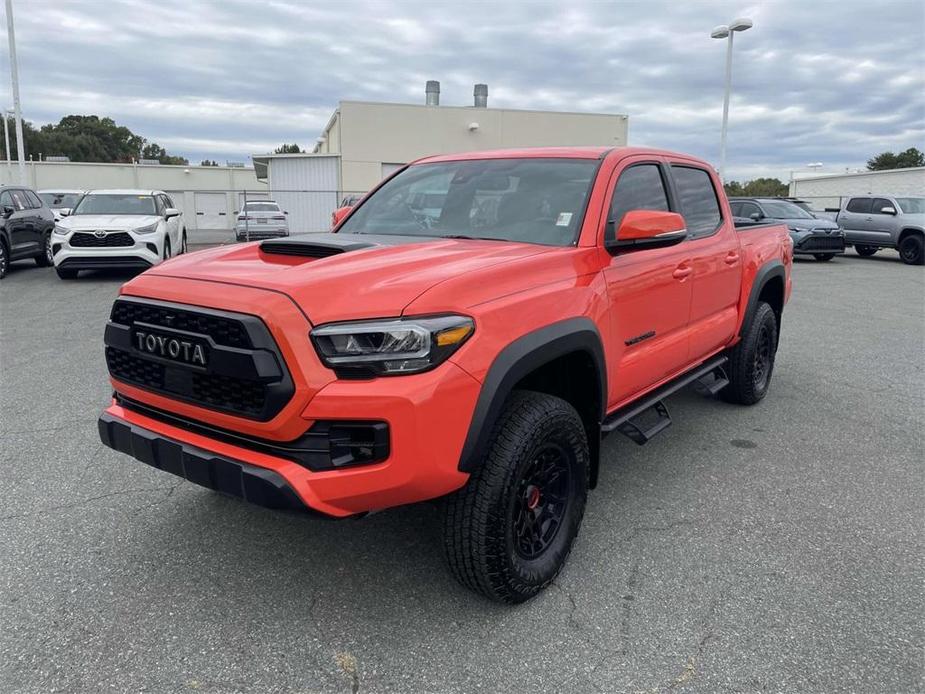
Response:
[443,234,503,241]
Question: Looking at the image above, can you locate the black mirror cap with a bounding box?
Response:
[604,225,688,255]
[2,205,13,217]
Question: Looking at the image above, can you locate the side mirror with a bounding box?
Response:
[2,204,14,217]
[331,205,352,228]
[880,206,896,215]
[606,210,687,253]
[165,207,181,219]
[284,210,288,215]
[59,208,71,217]
[749,212,763,221]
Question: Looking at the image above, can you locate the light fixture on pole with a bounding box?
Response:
[711,17,753,181]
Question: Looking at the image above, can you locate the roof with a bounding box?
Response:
[37,189,85,194]
[414,146,710,166]
[85,189,166,195]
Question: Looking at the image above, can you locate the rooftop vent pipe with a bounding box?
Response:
[473,83,488,108]
[425,80,440,106]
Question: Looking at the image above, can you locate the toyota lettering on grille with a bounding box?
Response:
[133,329,208,367]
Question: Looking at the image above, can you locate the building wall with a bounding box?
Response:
[265,155,340,233]
[792,167,925,209]
[334,101,629,192]
[2,160,267,241]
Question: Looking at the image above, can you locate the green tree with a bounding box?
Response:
[274,143,304,154]
[199,159,219,166]
[742,177,789,197]
[723,180,745,197]
[867,147,925,171]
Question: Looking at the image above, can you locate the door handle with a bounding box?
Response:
[865,217,872,221]
[724,251,740,265]
[672,264,692,280]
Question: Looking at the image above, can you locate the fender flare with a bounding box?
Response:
[740,260,785,338]
[457,317,606,474]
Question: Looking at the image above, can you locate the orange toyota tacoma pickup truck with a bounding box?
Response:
[99,147,792,602]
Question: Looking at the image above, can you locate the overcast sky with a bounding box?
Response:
[4,0,924,181]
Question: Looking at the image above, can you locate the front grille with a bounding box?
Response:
[105,297,293,420]
[111,301,251,348]
[70,231,134,247]
[801,236,844,251]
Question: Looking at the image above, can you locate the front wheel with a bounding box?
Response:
[855,245,877,257]
[35,231,54,267]
[813,254,834,262]
[0,240,8,279]
[898,235,924,265]
[721,301,778,405]
[442,391,589,603]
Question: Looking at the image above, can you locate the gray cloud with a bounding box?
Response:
[5,0,924,180]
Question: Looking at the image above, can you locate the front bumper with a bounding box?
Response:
[53,231,163,268]
[791,230,845,255]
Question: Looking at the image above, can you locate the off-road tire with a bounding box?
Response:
[898,234,924,265]
[855,245,877,257]
[35,231,54,267]
[813,254,834,262]
[55,266,78,279]
[721,301,778,405]
[442,390,589,603]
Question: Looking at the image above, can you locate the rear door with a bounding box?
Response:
[601,158,693,406]
[668,163,741,360]
[839,197,874,243]
[2,189,35,257]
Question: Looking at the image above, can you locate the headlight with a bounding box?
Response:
[311,315,474,377]
[53,225,71,236]
[133,223,159,235]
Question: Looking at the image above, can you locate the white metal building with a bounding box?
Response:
[791,167,925,209]
[253,82,630,233]
[2,160,267,242]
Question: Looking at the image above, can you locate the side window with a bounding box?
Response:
[154,195,166,215]
[608,164,670,240]
[846,198,872,214]
[0,191,11,208]
[162,194,174,209]
[872,198,892,214]
[739,202,762,219]
[25,190,43,208]
[9,190,29,211]
[671,166,723,239]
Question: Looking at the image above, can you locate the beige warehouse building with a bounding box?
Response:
[253,82,629,231]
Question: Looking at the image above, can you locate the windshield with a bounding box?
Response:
[896,197,925,214]
[39,192,82,208]
[338,158,599,246]
[73,194,157,216]
[243,202,281,212]
[759,200,815,219]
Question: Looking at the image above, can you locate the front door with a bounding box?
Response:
[601,159,693,408]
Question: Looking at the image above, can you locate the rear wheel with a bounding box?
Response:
[721,301,778,405]
[35,231,54,267]
[813,253,834,262]
[55,266,78,280]
[898,234,924,265]
[442,391,589,603]
[855,245,877,257]
[0,239,8,279]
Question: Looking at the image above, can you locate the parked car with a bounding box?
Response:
[51,189,187,279]
[234,200,289,241]
[37,189,85,221]
[330,194,365,227]
[0,185,56,279]
[98,146,792,603]
[730,197,845,261]
[836,195,924,265]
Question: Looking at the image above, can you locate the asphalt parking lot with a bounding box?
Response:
[1,250,922,694]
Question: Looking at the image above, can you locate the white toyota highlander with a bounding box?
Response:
[52,189,187,279]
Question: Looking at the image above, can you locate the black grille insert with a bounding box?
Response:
[71,232,134,247]
[111,300,252,348]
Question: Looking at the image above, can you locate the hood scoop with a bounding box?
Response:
[260,233,379,258]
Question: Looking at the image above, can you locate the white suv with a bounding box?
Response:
[51,189,187,279]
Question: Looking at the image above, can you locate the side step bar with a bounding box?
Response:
[601,355,729,445]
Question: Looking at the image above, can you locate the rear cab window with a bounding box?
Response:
[671,166,722,238]
[846,198,872,214]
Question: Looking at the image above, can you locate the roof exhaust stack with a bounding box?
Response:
[425,80,440,106]
[473,83,488,108]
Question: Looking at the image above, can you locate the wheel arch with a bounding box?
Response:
[898,227,924,244]
[742,261,785,343]
[457,317,606,488]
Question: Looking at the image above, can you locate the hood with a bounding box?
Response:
[137,233,554,325]
[59,214,161,230]
[777,217,840,231]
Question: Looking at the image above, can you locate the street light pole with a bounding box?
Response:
[4,0,26,185]
[3,108,12,183]
[711,18,753,181]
